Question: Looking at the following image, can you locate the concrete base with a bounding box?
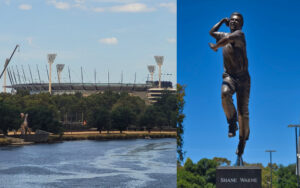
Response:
[216,166,261,188]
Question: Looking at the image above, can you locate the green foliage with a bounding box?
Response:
[111,105,136,133]
[26,105,63,134]
[177,84,186,163]
[0,89,176,134]
[213,157,231,166]
[138,105,168,132]
[138,105,157,132]
[87,106,110,133]
[16,89,30,97]
[113,94,146,116]
[177,157,298,188]
[178,158,217,188]
[262,163,278,188]
[273,164,297,188]
[0,101,20,134]
[155,90,177,128]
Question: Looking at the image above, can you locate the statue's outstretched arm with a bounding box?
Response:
[209,18,229,39]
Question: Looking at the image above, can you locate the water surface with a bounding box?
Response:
[0,138,176,188]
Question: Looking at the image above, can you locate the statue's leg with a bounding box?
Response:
[21,125,25,135]
[235,76,250,166]
[235,139,246,166]
[221,76,238,137]
[236,76,251,142]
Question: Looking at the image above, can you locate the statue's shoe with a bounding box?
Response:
[235,156,244,166]
[228,123,238,137]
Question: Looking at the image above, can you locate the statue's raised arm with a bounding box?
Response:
[209,18,229,39]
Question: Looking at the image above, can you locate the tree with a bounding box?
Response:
[0,101,20,135]
[275,164,297,188]
[155,109,169,132]
[16,89,30,97]
[177,84,186,163]
[195,158,218,183]
[87,106,110,133]
[155,90,177,128]
[113,94,146,130]
[138,105,157,133]
[26,105,63,134]
[115,94,146,115]
[111,105,136,133]
[212,157,231,166]
[178,157,299,188]
[178,158,218,188]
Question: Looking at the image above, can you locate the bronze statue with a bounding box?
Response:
[209,12,250,166]
[20,113,31,135]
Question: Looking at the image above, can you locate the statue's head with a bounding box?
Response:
[229,12,243,31]
[20,113,24,118]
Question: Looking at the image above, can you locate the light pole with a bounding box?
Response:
[47,54,57,94]
[154,56,164,88]
[3,59,8,92]
[147,65,155,82]
[265,150,276,188]
[288,124,300,188]
[56,64,65,84]
[0,45,20,92]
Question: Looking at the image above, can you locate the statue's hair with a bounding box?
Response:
[230,12,244,26]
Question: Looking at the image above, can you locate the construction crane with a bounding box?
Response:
[0,45,20,92]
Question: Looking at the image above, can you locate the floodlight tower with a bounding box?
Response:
[56,64,65,84]
[154,56,164,88]
[147,65,155,82]
[3,59,8,93]
[0,45,20,93]
[47,54,57,94]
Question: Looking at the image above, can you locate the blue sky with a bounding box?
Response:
[0,0,176,89]
[178,0,300,166]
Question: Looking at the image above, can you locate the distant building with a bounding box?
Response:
[147,87,176,104]
[6,81,175,104]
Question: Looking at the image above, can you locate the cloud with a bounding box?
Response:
[110,3,155,13]
[26,37,33,45]
[47,1,157,13]
[73,3,88,10]
[74,0,86,3]
[159,3,176,13]
[19,4,32,10]
[92,7,105,12]
[99,37,118,45]
[5,0,10,5]
[167,38,176,44]
[91,0,138,3]
[48,0,71,10]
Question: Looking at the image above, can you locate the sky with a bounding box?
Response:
[0,0,176,90]
[178,0,300,166]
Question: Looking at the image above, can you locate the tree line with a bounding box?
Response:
[0,89,176,135]
[177,157,298,188]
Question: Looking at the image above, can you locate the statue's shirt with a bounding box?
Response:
[216,30,248,76]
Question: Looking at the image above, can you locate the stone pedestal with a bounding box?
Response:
[216,166,261,188]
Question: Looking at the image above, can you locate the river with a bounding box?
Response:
[0,138,176,188]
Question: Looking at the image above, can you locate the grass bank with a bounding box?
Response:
[49,132,176,142]
[0,138,12,145]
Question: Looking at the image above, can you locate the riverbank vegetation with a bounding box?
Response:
[177,157,297,188]
[177,84,186,164]
[0,138,12,145]
[0,90,176,135]
[49,131,176,142]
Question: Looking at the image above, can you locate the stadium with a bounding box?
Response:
[2,54,176,103]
